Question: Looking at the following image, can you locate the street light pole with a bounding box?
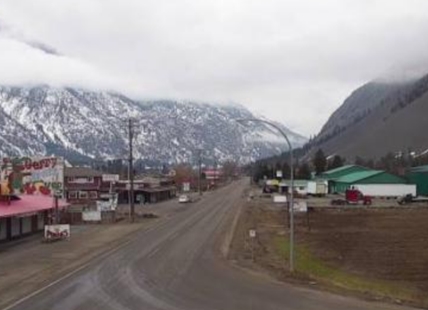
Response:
[236,118,295,272]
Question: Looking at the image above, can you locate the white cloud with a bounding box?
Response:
[1,0,428,136]
[0,36,120,90]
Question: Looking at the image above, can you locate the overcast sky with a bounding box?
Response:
[1,0,428,136]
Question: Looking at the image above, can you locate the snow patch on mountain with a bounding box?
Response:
[0,85,307,163]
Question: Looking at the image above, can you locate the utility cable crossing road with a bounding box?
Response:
[5,180,415,310]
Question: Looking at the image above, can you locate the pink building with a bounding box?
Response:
[0,195,68,242]
[204,169,222,181]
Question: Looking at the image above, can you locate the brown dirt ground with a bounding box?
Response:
[229,193,428,308]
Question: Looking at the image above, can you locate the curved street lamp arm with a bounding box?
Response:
[237,118,293,154]
[236,117,295,272]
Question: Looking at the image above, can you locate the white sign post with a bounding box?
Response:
[293,201,308,213]
[249,229,256,238]
[249,229,256,261]
[273,195,287,203]
[82,210,102,222]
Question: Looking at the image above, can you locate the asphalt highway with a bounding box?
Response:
[6,180,417,310]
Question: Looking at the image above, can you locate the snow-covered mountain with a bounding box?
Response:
[0,85,307,164]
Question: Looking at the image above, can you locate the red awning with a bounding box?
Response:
[0,195,69,218]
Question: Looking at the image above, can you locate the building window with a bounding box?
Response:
[87,177,94,183]
[68,191,78,199]
[89,191,98,199]
[67,177,75,182]
[79,191,89,199]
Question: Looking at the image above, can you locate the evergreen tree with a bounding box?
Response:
[328,155,344,170]
[355,156,366,166]
[281,162,291,179]
[297,163,312,179]
[261,163,270,180]
[313,149,327,175]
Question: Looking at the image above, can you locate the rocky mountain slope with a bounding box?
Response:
[0,85,307,164]
[311,73,428,160]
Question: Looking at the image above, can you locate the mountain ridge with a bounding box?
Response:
[309,72,428,160]
[0,85,307,164]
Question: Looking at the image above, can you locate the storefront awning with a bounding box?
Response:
[0,195,69,218]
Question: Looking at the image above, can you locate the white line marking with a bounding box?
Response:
[147,246,162,258]
[2,237,134,310]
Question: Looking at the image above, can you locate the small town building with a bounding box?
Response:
[329,170,409,194]
[116,176,176,204]
[278,180,309,195]
[320,165,370,193]
[64,167,104,204]
[406,165,428,196]
[204,168,222,181]
[0,195,68,242]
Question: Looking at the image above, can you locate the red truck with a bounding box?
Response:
[331,189,372,205]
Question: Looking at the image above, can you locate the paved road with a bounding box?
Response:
[6,180,416,310]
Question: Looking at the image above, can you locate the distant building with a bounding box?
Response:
[320,165,370,193]
[204,168,222,181]
[64,167,104,204]
[116,176,176,204]
[0,195,68,242]
[329,170,408,194]
[0,157,69,242]
[406,165,428,196]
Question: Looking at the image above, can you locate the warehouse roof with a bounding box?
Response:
[0,195,69,218]
[321,165,368,177]
[333,170,383,184]
[322,165,355,175]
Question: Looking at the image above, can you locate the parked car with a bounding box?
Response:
[178,194,191,203]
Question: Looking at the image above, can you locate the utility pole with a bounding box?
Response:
[54,194,59,224]
[128,118,135,223]
[249,165,252,185]
[198,149,202,195]
[213,160,217,187]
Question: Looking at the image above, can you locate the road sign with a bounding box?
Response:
[183,182,190,192]
[102,174,119,182]
[44,224,70,241]
[276,170,283,178]
[249,229,256,238]
[293,201,308,212]
[273,195,287,203]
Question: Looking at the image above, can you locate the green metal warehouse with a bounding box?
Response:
[320,165,369,193]
[330,170,407,194]
[406,165,428,196]
[320,165,369,180]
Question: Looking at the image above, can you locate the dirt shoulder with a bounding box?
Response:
[228,190,428,309]
[0,219,160,309]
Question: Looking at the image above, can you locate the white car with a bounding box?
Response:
[178,195,191,203]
